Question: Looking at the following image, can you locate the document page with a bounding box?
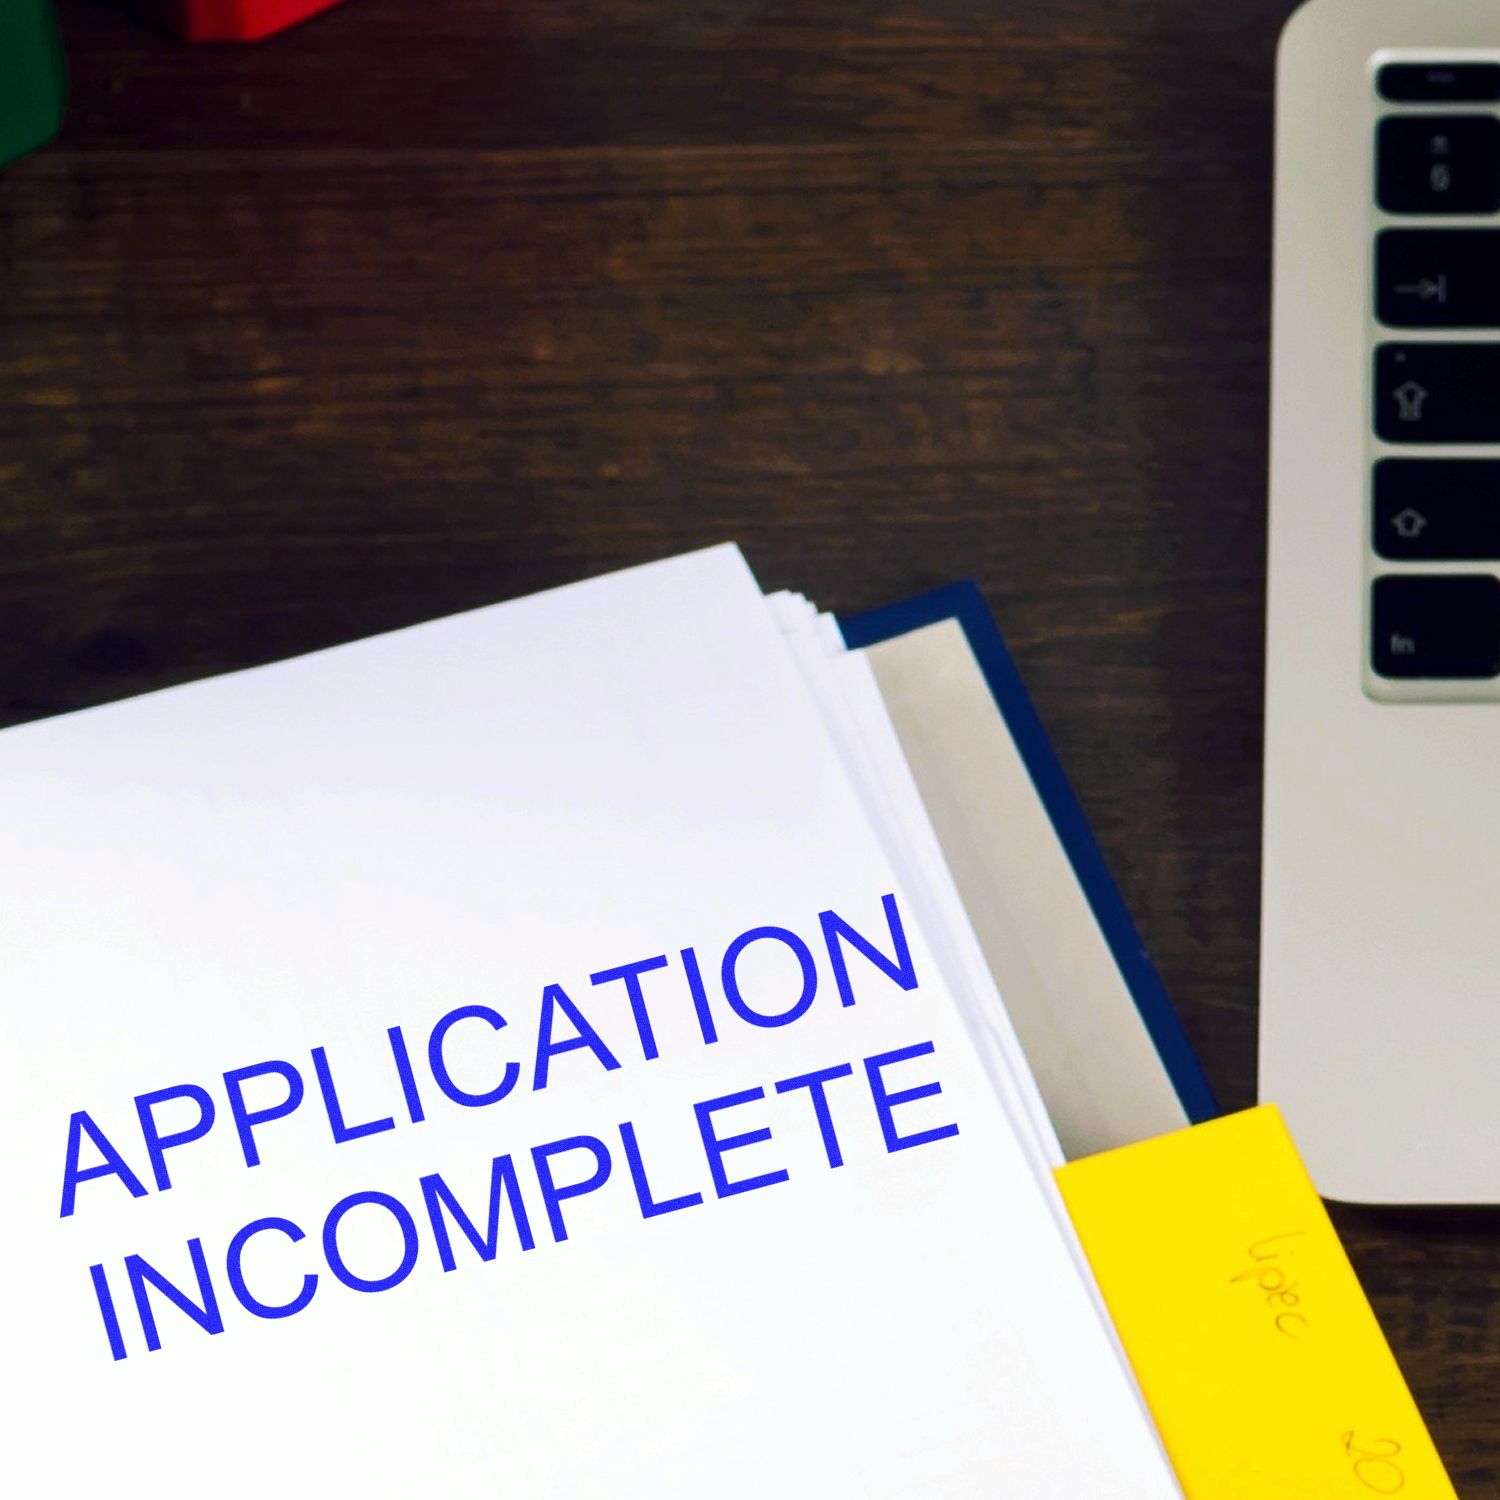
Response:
[0,546,1179,1498]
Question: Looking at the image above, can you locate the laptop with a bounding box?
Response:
[1263,0,1500,1203]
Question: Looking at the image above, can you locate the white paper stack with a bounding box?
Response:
[0,546,1181,1498]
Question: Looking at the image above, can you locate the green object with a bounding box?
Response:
[1,0,67,168]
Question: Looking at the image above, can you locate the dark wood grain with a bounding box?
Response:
[4,0,1495,1485]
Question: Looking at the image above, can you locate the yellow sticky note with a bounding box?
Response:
[1055,1106,1455,1499]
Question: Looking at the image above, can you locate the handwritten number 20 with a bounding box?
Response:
[1340,1431,1406,1494]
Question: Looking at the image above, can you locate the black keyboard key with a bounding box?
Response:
[1372,575,1500,679]
[1378,63,1500,104]
[1374,344,1500,442]
[1375,461,1500,559]
[1377,116,1500,214]
[1377,230,1500,327]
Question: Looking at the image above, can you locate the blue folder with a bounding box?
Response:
[840,582,1217,1127]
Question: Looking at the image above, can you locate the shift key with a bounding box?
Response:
[1376,344,1500,442]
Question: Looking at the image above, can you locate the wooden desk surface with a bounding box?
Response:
[4,0,1496,1483]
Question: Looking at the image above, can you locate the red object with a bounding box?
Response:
[130,0,348,41]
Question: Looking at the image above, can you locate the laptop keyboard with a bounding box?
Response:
[1371,61,1500,688]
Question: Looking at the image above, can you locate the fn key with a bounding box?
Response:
[1373,575,1500,679]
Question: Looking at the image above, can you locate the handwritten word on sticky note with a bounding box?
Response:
[1055,1105,1456,1498]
